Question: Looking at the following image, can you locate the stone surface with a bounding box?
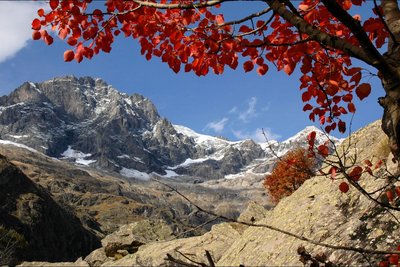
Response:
[105,223,242,266]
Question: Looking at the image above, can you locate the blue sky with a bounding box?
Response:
[0,1,383,142]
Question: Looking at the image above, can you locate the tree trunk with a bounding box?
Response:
[379,48,400,168]
[380,1,400,170]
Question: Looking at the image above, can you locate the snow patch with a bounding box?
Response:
[61,146,96,165]
[0,140,38,153]
[120,167,150,180]
[8,134,29,139]
[117,154,131,159]
[76,158,97,165]
[162,170,180,178]
[124,98,132,106]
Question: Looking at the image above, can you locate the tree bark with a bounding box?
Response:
[379,1,400,169]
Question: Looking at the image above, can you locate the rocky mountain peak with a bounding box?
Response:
[0,76,340,180]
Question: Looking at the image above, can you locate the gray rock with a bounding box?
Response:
[104,223,241,266]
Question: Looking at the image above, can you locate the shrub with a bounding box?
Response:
[0,225,27,266]
[264,148,316,204]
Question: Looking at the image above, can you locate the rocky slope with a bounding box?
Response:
[0,75,340,180]
[0,154,100,265]
[31,120,398,266]
[0,141,269,234]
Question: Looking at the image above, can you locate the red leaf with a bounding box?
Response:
[395,186,400,198]
[364,160,372,167]
[338,120,346,133]
[37,8,45,17]
[339,182,349,193]
[350,72,361,85]
[257,64,268,75]
[44,35,54,45]
[64,50,75,62]
[329,167,337,179]
[32,31,41,40]
[317,144,329,158]
[386,190,395,202]
[389,254,399,265]
[351,0,362,6]
[308,131,316,142]
[302,91,311,102]
[348,102,356,113]
[298,4,309,11]
[59,28,69,40]
[67,37,78,46]
[243,61,254,72]
[355,83,371,100]
[49,0,59,10]
[375,159,384,169]
[32,19,41,30]
[283,62,295,75]
[349,166,362,181]
[342,94,353,102]
[303,104,313,111]
[215,14,224,24]
[239,25,252,33]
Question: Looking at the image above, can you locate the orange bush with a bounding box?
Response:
[264,148,316,204]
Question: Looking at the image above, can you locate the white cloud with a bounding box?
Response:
[237,97,258,123]
[232,128,280,143]
[229,106,237,114]
[205,117,229,133]
[0,1,46,63]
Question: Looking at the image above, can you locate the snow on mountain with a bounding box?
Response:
[171,124,342,179]
[0,75,342,181]
[61,146,97,165]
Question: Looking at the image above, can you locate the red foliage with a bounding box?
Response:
[264,148,316,204]
[31,0,388,134]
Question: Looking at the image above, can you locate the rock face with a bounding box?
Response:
[0,154,100,264]
[0,76,340,179]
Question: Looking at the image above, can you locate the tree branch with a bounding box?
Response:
[264,0,394,75]
[373,0,399,47]
[130,0,253,10]
[218,7,272,27]
[320,0,399,80]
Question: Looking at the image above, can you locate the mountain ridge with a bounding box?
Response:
[0,75,340,180]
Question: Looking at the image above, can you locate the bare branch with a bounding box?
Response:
[218,7,272,27]
[246,37,313,47]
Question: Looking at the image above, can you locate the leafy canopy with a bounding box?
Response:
[32,0,387,133]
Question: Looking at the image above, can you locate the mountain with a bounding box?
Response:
[0,75,341,180]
